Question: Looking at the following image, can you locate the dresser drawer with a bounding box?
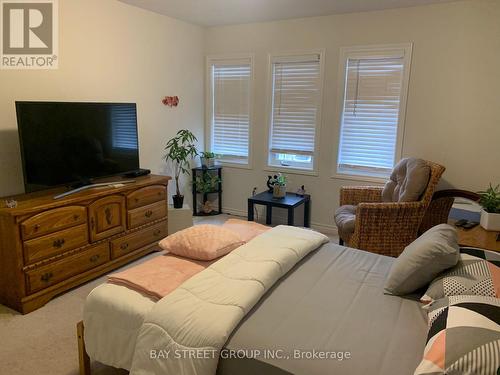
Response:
[111,222,167,259]
[23,224,89,265]
[128,201,167,229]
[21,206,87,240]
[26,243,110,294]
[127,185,167,210]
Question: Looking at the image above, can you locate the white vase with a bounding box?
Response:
[273,185,286,199]
[200,157,215,168]
[479,209,500,231]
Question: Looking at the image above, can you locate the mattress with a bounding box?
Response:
[217,243,428,375]
[84,242,428,374]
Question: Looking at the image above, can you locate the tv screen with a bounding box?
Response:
[16,102,140,193]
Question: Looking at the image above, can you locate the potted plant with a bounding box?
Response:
[200,151,217,168]
[271,173,288,199]
[478,183,500,231]
[192,173,221,214]
[163,130,198,208]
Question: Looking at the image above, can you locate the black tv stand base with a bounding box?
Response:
[123,169,151,178]
[70,179,93,189]
[53,180,136,200]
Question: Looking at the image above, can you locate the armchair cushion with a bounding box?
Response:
[382,158,431,202]
[334,204,357,240]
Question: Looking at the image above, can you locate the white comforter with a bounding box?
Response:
[129,225,328,375]
[83,283,156,370]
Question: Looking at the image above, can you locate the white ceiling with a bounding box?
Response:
[119,0,458,27]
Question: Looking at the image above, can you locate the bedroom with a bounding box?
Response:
[0,0,499,374]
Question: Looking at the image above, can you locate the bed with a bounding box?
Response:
[216,242,427,375]
[81,231,427,375]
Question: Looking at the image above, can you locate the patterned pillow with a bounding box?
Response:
[415,295,500,375]
[421,247,500,303]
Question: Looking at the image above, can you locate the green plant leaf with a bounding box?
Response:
[478,183,500,213]
[163,129,199,188]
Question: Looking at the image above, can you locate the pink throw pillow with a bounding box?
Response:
[159,225,244,261]
[222,218,270,243]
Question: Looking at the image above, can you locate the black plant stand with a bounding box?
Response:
[192,166,222,216]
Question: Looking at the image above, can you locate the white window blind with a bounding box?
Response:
[111,104,138,150]
[269,54,322,165]
[210,60,251,163]
[337,46,411,178]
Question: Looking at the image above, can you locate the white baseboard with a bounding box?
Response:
[222,207,247,217]
[310,222,338,235]
[222,207,338,235]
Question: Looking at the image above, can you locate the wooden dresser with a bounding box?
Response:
[0,174,170,314]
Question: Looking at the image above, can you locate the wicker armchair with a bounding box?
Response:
[337,161,446,257]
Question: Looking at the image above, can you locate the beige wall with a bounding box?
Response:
[0,0,205,200]
[1,0,498,229]
[205,0,500,230]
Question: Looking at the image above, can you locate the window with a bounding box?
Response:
[336,44,412,179]
[268,51,324,172]
[207,56,252,165]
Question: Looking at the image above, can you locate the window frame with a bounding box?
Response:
[205,53,254,169]
[332,43,413,182]
[265,49,325,176]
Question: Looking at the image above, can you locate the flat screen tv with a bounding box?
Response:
[16,101,140,193]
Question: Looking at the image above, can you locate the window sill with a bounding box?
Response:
[331,172,387,184]
[217,160,252,170]
[265,165,318,177]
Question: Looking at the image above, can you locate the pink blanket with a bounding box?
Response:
[108,219,270,300]
[108,255,213,300]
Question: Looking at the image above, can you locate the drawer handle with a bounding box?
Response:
[53,239,65,248]
[145,210,153,218]
[89,254,100,263]
[120,243,129,250]
[40,272,53,282]
[135,198,139,203]
[34,224,40,232]
[153,229,162,237]
[73,214,80,221]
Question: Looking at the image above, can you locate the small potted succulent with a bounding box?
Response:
[271,173,288,199]
[199,151,217,168]
[163,130,198,208]
[478,183,500,231]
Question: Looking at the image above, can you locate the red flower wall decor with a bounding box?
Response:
[162,96,179,107]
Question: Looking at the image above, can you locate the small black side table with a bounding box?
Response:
[248,191,310,227]
[192,166,222,216]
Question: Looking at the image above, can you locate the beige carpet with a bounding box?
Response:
[0,214,337,375]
